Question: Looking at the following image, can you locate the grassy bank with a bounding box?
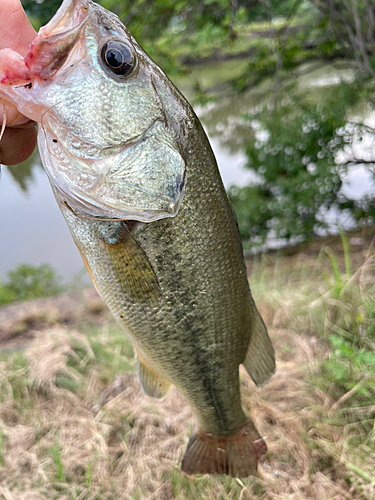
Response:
[0,238,374,499]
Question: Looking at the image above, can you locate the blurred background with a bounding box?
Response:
[1,0,375,289]
[0,2,374,499]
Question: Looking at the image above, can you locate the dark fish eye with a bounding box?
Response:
[101,41,134,77]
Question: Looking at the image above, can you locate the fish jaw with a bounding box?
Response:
[37,0,90,40]
[24,0,89,79]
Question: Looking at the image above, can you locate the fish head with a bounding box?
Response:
[0,0,188,222]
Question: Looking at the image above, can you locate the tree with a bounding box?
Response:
[228,82,375,248]
[20,0,375,249]
[310,0,375,78]
[0,264,63,304]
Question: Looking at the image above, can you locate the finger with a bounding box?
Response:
[0,2,37,133]
[0,124,37,165]
[0,0,37,54]
[0,99,32,127]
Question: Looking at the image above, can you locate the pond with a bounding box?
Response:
[0,59,374,282]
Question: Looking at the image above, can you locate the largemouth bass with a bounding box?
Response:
[0,0,275,477]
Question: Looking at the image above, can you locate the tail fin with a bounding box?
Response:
[181,422,266,477]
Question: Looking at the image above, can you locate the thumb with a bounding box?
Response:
[0,0,37,126]
[0,0,37,55]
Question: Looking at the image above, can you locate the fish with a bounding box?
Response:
[0,0,275,477]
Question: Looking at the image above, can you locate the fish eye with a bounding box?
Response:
[101,41,134,77]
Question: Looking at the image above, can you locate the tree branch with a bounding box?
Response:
[340,159,375,168]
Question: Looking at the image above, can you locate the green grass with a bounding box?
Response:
[50,442,66,482]
[0,241,374,498]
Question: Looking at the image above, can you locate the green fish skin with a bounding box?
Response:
[55,116,275,476]
[0,0,275,477]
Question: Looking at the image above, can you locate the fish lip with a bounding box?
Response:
[24,0,91,79]
[39,0,90,39]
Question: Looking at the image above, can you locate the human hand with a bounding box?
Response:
[0,0,37,165]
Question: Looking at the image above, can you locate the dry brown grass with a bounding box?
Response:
[0,247,373,499]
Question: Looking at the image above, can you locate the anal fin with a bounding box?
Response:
[136,353,171,400]
[242,301,276,387]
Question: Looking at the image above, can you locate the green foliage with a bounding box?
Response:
[228,82,373,248]
[21,0,61,29]
[20,0,374,82]
[313,246,375,409]
[17,0,375,253]
[324,334,375,391]
[311,0,375,78]
[0,264,63,305]
[19,0,329,75]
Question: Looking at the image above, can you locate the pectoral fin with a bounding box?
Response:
[100,222,161,305]
[76,246,102,298]
[242,302,275,387]
[136,353,171,400]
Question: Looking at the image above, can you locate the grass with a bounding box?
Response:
[0,239,374,499]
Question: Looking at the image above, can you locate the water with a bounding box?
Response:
[0,60,373,281]
[0,162,83,282]
[0,120,253,283]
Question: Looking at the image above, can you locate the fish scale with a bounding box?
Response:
[57,133,254,437]
[0,0,275,477]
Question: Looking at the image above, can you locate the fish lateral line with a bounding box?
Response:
[0,0,276,479]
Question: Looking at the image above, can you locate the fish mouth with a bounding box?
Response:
[24,0,90,79]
